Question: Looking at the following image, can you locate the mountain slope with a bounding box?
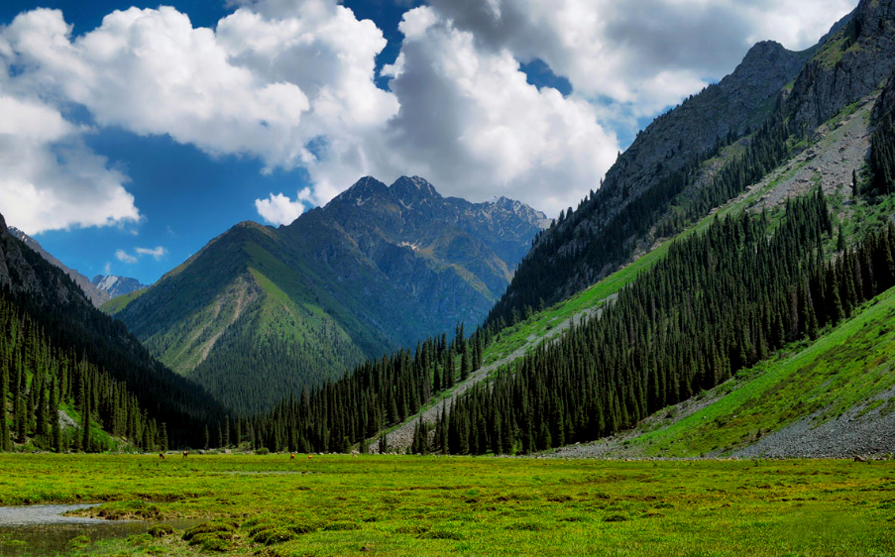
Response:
[113,178,546,414]
[549,285,895,459]
[487,5,894,326]
[0,212,224,448]
[7,227,110,307]
[248,0,895,457]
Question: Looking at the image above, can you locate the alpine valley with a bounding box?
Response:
[3,0,895,554]
[2,0,895,470]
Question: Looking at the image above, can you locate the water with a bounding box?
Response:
[0,504,200,556]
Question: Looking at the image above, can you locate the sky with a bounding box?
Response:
[0,0,855,284]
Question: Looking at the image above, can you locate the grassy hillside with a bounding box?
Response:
[101,287,146,315]
[378,88,895,454]
[113,223,384,415]
[565,286,895,458]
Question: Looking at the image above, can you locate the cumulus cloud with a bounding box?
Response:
[115,249,138,263]
[115,245,167,263]
[0,0,855,225]
[363,6,619,214]
[0,92,140,234]
[424,0,854,110]
[255,191,308,226]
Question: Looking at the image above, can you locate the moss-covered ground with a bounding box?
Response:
[0,454,892,557]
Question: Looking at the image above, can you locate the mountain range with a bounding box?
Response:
[109,177,547,414]
[3,0,895,460]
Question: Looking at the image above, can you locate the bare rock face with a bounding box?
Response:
[597,40,810,223]
[282,176,549,331]
[91,275,148,299]
[788,0,895,130]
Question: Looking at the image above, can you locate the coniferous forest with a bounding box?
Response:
[0,294,166,452]
[433,192,895,454]
[0,230,224,451]
[245,188,895,455]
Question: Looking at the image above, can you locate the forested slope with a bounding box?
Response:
[242,0,895,457]
[487,0,895,328]
[0,213,223,449]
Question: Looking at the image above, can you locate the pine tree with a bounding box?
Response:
[0,360,9,451]
[51,381,62,453]
[80,391,90,453]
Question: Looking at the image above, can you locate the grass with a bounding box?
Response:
[617,286,895,457]
[0,454,893,556]
[482,239,669,366]
[100,288,147,315]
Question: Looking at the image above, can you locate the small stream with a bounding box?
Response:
[0,504,200,556]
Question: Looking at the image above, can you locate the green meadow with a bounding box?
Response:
[0,454,892,556]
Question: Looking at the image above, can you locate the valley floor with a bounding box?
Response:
[0,454,892,557]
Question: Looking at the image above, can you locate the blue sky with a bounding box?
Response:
[0,0,853,284]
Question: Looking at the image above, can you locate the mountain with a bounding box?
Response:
[0,212,224,449]
[92,275,148,299]
[486,6,881,324]
[7,227,111,307]
[111,177,546,415]
[248,0,895,459]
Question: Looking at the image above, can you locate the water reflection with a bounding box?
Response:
[0,505,199,556]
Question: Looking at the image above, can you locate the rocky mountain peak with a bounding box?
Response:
[0,214,7,236]
[389,176,441,208]
[91,274,148,299]
[6,225,110,306]
[341,176,389,204]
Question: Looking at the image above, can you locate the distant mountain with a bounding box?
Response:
[7,227,110,307]
[112,177,547,414]
[92,275,148,299]
[0,212,224,448]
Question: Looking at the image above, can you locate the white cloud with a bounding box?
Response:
[115,245,168,263]
[356,6,619,215]
[1,5,396,172]
[0,0,855,226]
[135,246,168,260]
[0,93,140,234]
[424,0,854,109]
[255,191,307,225]
[115,249,138,263]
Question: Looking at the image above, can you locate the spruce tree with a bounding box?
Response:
[51,382,62,453]
[0,361,9,451]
